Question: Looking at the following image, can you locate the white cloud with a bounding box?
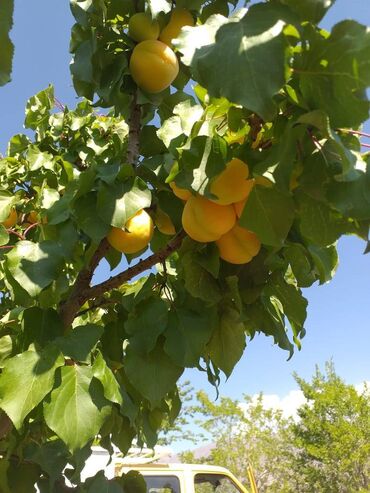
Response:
[355,381,370,395]
[249,390,307,420]
[244,380,370,421]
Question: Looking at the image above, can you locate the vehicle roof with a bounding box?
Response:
[116,462,235,474]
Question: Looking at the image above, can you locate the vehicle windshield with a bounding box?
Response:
[194,473,243,493]
[143,474,181,493]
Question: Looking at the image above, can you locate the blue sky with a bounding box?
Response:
[0,1,369,405]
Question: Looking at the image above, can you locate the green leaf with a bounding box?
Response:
[6,240,64,297]
[0,0,14,86]
[164,306,216,367]
[7,461,40,493]
[21,307,64,350]
[0,225,9,246]
[44,365,111,452]
[0,190,15,222]
[265,274,307,346]
[0,346,64,429]
[24,440,69,484]
[284,243,316,287]
[86,472,124,492]
[120,471,147,493]
[139,125,167,157]
[327,171,370,220]
[177,135,228,194]
[97,178,152,228]
[111,415,136,456]
[297,193,344,246]
[173,100,204,136]
[0,460,11,493]
[175,13,229,67]
[0,336,13,365]
[24,86,54,136]
[157,116,184,149]
[297,21,370,128]
[251,298,294,356]
[125,343,183,406]
[279,0,335,23]
[240,186,295,247]
[181,251,222,304]
[308,244,338,284]
[207,304,245,377]
[27,146,54,171]
[189,4,288,120]
[93,351,123,405]
[55,324,103,362]
[74,192,111,241]
[125,298,168,354]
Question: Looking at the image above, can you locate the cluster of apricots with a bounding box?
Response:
[105,159,262,263]
[128,9,194,93]
[171,158,262,265]
[1,209,46,229]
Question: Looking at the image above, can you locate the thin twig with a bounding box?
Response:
[338,128,370,138]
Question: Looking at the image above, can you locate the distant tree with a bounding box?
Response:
[290,362,370,493]
[180,391,296,493]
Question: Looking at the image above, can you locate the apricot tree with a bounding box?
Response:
[0,0,370,490]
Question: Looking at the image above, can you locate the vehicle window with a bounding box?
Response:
[194,473,242,493]
[143,475,181,493]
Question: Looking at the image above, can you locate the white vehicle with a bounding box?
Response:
[115,463,249,493]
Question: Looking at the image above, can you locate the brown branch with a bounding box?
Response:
[127,91,141,167]
[59,239,111,329]
[88,230,186,301]
[59,90,144,328]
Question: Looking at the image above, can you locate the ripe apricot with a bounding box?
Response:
[216,224,261,265]
[182,195,236,243]
[129,40,179,93]
[233,181,255,218]
[1,208,18,228]
[169,181,192,201]
[128,13,160,43]
[107,209,154,254]
[159,8,195,46]
[210,158,251,205]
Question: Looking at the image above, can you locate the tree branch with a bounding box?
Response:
[127,91,141,167]
[59,92,143,329]
[59,239,111,329]
[88,230,186,301]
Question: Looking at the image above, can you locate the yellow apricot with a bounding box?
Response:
[129,40,179,93]
[216,224,261,265]
[27,211,48,225]
[1,208,18,228]
[159,8,195,46]
[182,195,236,243]
[107,209,154,254]
[169,181,192,201]
[233,183,256,219]
[210,158,250,205]
[128,13,160,43]
[154,208,176,235]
